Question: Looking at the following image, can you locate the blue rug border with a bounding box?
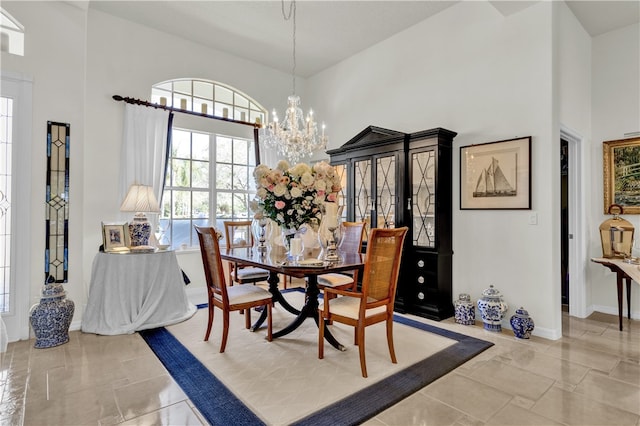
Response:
[141,288,494,426]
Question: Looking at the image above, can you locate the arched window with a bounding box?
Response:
[152,79,266,125]
[151,79,268,249]
[0,8,24,56]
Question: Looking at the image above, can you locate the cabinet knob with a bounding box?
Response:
[417,259,424,268]
[418,276,425,284]
[417,292,425,300]
[407,198,412,210]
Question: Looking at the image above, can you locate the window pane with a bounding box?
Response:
[192,160,209,188]
[156,81,172,91]
[214,102,232,118]
[174,80,192,95]
[233,193,249,218]
[174,95,191,111]
[235,94,249,108]
[217,192,232,218]
[234,107,248,122]
[232,165,248,190]
[216,164,232,189]
[172,130,191,158]
[216,137,232,163]
[170,219,191,247]
[215,85,233,104]
[172,159,191,187]
[151,89,171,105]
[192,133,209,161]
[233,139,248,165]
[192,191,209,219]
[173,190,191,218]
[193,81,213,99]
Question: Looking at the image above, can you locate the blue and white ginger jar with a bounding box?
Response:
[510,307,535,339]
[477,285,508,332]
[29,283,75,348]
[454,293,475,325]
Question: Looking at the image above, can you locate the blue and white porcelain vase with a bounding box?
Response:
[454,293,475,325]
[29,283,75,348]
[477,285,508,332]
[510,307,535,339]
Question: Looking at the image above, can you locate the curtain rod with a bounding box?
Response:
[112,95,262,128]
[112,95,262,164]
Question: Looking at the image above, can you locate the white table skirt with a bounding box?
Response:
[82,251,197,335]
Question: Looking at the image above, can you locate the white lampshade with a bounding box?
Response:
[120,184,160,214]
[120,184,160,247]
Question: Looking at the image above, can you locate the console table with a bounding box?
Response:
[82,250,197,335]
[591,257,637,331]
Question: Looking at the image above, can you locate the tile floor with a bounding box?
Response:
[1,292,638,425]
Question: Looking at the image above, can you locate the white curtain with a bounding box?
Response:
[119,103,170,204]
[119,104,170,241]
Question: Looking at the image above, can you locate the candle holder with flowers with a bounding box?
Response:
[251,160,341,258]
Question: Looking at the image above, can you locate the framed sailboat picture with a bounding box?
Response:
[460,137,531,209]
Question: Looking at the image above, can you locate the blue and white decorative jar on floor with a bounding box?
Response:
[510,307,535,339]
[454,293,475,325]
[477,285,508,332]
[29,283,75,348]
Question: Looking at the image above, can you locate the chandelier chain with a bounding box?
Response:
[261,0,327,163]
[281,0,297,95]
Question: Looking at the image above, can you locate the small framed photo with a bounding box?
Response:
[102,222,130,252]
[460,136,531,210]
[603,136,640,214]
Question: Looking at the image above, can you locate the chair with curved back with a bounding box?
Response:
[315,221,366,296]
[195,225,272,352]
[223,220,269,286]
[318,227,408,377]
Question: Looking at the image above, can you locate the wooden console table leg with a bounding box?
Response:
[626,276,632,320]
[616,272,624,331]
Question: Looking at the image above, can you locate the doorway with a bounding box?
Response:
[560,127,586,320]
[561,139,569,310]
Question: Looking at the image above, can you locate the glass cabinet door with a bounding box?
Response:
[354,158,372,241]
[411,149,435,248]
[376,155,396,229]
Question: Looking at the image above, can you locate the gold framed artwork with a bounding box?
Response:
[603,137,640,214]
[102,222,131,252]
[460,136,531,210]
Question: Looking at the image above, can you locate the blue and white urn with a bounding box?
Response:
[29,283,75,348]
[510,307,535,339]
[477,285,508,332]
[454,293,475,325]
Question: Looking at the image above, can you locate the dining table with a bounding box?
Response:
[220,246,364,351]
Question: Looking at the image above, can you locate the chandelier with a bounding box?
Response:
[261,0,327,164]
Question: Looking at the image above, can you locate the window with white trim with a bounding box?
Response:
[152,79,266,248]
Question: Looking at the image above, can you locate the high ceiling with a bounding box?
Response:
[88,1,640,77]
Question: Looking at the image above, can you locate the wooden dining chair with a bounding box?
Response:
[223,220,269,286]
[315,221,366,297]
[195,225,272,352]
[318,227,408,378]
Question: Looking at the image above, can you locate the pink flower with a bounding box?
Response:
[275,200,286,210]
[327,193,337,202]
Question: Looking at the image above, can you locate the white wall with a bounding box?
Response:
[589,23,640,317]
[1,1,86,337]
[309,1,562,337]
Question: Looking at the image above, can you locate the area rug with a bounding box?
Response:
[141,289,493,425]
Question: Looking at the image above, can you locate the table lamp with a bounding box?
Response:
[120,184,160,246]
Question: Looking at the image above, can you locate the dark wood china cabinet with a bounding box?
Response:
[327,126,457,320]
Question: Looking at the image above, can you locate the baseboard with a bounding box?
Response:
[591,304,640,320]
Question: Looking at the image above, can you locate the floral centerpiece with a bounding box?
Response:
[251,160,341,231]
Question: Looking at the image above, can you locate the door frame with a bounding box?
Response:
[1,71,33,341]
[561,125,587,318]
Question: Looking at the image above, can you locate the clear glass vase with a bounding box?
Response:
[251,217,271,253]
[317,203,342,261]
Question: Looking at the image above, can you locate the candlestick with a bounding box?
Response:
[180,98,187,110]
[201,103,208,114]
